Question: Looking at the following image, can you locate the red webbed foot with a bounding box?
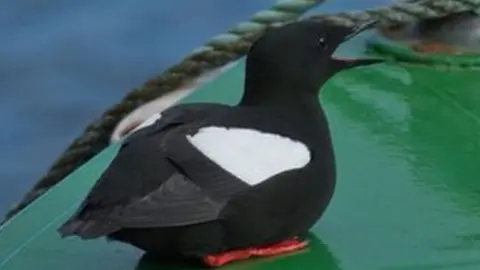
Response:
[202,238,308,267]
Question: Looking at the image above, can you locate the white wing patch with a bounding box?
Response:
[186,126,311,185]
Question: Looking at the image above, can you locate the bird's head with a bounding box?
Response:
[244,19,384,95]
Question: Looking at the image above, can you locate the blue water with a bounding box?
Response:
[0,0,396,216]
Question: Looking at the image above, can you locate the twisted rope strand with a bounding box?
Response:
[309,0,480,26]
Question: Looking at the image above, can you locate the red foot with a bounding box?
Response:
[203,249,251,267]
[202,238,308,267]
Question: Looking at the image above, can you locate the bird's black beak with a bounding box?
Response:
[332,20,385,69]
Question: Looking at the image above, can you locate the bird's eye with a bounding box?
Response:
[317,37,327,49]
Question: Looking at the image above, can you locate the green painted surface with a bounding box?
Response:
[2,32,480,270]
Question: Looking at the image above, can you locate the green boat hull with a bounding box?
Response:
[2,31,480,270]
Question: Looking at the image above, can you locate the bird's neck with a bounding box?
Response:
[239,78,325,118]
[239,81,333,155]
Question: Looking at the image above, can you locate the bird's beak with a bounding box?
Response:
[332,20,385,68]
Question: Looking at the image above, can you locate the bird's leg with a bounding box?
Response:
[202,237,308,267]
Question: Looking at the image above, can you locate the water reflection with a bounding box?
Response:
[330,63,480,212]
[317,62,480,269]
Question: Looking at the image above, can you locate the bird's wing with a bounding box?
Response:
[79,103,230,208]
[113,172,223,228]
[58,103,230,237]
[160,109,312,200]
[59,107,311,238]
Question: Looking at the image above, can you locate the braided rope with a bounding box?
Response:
[308,0,480,26]
[5,0,480,221]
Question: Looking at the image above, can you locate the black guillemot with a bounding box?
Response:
[58,19,383,267]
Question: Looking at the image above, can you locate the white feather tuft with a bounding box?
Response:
[187,127,311,185]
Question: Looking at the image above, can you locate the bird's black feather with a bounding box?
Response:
[57,19,381,262]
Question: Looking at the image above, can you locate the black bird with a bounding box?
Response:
[58,19,382,267]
